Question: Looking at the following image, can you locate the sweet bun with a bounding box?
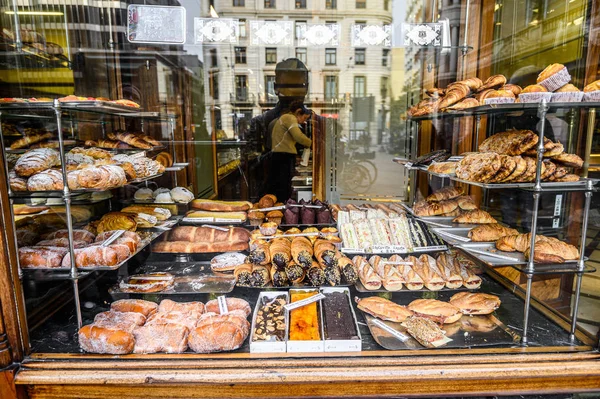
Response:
[502,84,522,96]
[170,187,194,203]
[584,80,600,92]
[156,152,173,167]
[521,84,548,93]
[537,63,565,82]
[488,90,515,99]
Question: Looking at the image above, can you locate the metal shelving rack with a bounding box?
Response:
[402,99,599,344]
[0,99,176,329]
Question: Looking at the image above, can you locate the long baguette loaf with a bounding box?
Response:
[153,240,249,253]
[167,226,250,243]
[185,210,247,221]
[191,199,252,212]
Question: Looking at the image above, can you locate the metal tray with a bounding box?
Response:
[430,227,475,245]
[128,173,164,184]
[355,280,472,293]
[20,230,165,273]
[164,162,189,172]
[364,313,520,350]
[450,176,599,191]
[340,246,448,256]
[109,274,235,297]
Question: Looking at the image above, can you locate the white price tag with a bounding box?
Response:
[552,218,560,228]
[370,319,409,342]
[342,248,365,254]
[284,293,325,312]
[184,217,214,223]
[215,218,242,223]
[130,151,147,159]
[554,195,563,216]
[390,245,408,253]
[217,295,229,314]
[371,245,394,254]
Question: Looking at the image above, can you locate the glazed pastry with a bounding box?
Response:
[502,84,522,96]
[155,152,173,167]
[107,132,153,149]
[521,84,548,93]
[78,325,135,355]
[413,199,458,217]
[9,131,54,150]
[96,212,138,234]
[583,80,600,92]
[550,152,583,168]
[426,186,463,202]
[438,83,470,109]
[453,209,497,224]
[556,84,580,93]
[121,205,171,221]
[456,153,502,183]
[445,98,479,110]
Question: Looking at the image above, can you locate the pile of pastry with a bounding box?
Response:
[1,28,65,59]
[413,186,498,224]
[468,225,579,263]
[135,186,194,204]
[452,130,582,184]
[357,293,501,347]
[338,212,445,252]
[153,226,251,253]
[331,202,406,223]
[229,231,355,287]
[8,147,165,192]
[5,124,70,150]
[353,252,481,292]
[78,298,251,354]
[0,96,139,108]
[18,228,142,269]
[85,131,159,150]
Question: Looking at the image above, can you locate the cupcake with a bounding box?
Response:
[247,210,265,226]
[134,188,153,201]
[259,222,278,236]
[483,89,515,104]
[284,207,299,224]
[266,210,283,224]
[518,84,552,103]
[583,80,600,102]
[551,84,583,103]
[303,227,319,244]
[537,63,571,91]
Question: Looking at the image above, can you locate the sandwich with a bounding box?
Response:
[407,299,463,324]
[436,253,463,289]
[459,263,482,289]
[449,292,501,315]
[353,256,382,290]
[401,316,450,347]
[355,296,413,323]
[413,254,446,291]
[399,255,424,290]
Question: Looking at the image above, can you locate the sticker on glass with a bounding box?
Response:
[250,20,293,46]
[195,18,239,44]
[402,23,442,47]
[351,24,392,47]
[298,24,340,47]
[127,5,186,44]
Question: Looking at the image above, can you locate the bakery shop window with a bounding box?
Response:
[295,0,306,9]
[356,0,366,9]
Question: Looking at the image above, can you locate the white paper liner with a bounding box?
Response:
[483,97,515,105]
[517,92,553,103]
[583,90,600,102]
[538,67,571,91]
[259,225,277,236]
[550,91,584,103]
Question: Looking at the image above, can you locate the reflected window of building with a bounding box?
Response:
[235,75,248,101]
[209,72,219,100]
[354,76,366,97]
[264,0,275,8]
[239,19,247,37]
[382,49,390,67]
[295,21,307,39]
[296,0,306,9]
[384,0,389,10]
[265,48,277,64]
[326,0,337,9]
[233,0,245,7]
[355,48,366,65]
[235,47,247,64]
[296,47,307,63]
[325,48,337,65]
[209,48,218,68]
[213,108,222,130]
[356,0,366,9]
[380,76,388,98]
[325,75,338,100]
[265,75,276,100]
[355,20,366,28]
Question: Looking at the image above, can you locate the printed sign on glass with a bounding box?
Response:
[250,21,294,46]
[402,23,442,47]
[351,24,392,47]
[298,24,340,47]
[127,5,186,44]
[194,18,239,44]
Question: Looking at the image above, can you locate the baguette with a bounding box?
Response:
[153,240,249,253]
[166,226,250,243]
[191,199,252,212]
[185,210,247,221]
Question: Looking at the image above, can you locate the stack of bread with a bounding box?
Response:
[353,252,481,292]
[232,230,353,287]
[78,298,251,354]
[85,130,158,150]
[18,228,142,269]
[153,226,251,253]
[454,130,582,184]
[413,186,499,224]
[188,199,252,223]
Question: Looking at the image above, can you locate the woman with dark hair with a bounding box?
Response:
[268,101,312,201]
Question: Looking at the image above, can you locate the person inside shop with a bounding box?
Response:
[246,58,312,199]
[268,101,313,201]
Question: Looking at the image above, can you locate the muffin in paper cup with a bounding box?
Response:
[538,67,571,91]
[484,97,515,105]
[551,91,584,103]
[259,222,278,236]
[518,92,553,103]
[583,91,600,102]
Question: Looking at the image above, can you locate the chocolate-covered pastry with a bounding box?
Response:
[307,261,326,286]
[324,264,341,286]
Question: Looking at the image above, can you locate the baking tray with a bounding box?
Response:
[164,162,189,172]
[404,165,455,179]
[59,100,141,114]
[364,313,520,350]
[109,274,235,297]
[128,173,164,184]
[20,230,165,272]
[354,280,472,293]
[249,291,289,353]
[180,217,246,225]
[287,288,325,352]
[320,287,362,352]
[431,227,476,245]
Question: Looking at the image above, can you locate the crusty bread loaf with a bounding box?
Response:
[152,241,249,253]
[77,164,127,189]
[14,148,59,177]
[111,299,158,317]
[188,313,250,354]
[191,199,252,212]
[78,324,135,354]
[167,226,251,243]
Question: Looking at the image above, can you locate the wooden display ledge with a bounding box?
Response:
[16,348,600,398]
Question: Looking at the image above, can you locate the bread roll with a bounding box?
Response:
[19,246,68,268]
[78,324,135,354]
[188,313,250,353]
[205,297,251,317]
[111,299,158,317]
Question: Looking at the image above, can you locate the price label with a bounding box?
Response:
[184,217,214,223]
[371,245,394,254]
[283,293,325,312]
[217,295,229,314]
[342,247,365,254]
[554,195,563,216]
[390,245,408,253]
[130,151,147,159]
[215,218,241,223]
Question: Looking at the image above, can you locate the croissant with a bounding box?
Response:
[527,238,579,263]
[337,255,358,284]
[108,132,153,150]
[307,260,326,286]
[250,265,271,287]
[439,83,470,109]
[450,77,482,91]
[269,238,291,269]
[456,195,477,210]
[468,224,519,242]
[426,186,464,202]
[270,266,290,287]
[413,199,458,217]
[291,236,313,269]
[96,212,137,234]
[233,264,253,286]
[477,75,507,92]
[453,209,497,224]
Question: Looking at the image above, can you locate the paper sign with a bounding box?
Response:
[217,295,229,314]
[370,319,409,342]
[284,293,325,312]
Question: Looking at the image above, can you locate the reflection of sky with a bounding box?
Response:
[180,0,408,62]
